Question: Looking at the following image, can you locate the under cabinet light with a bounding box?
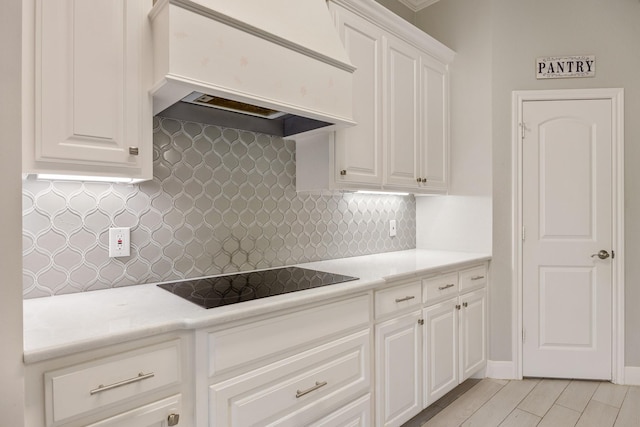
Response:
[355,190,410,196]
[31,174,142,184]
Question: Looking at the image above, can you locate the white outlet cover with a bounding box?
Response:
[109,227,130,258]
[389,219,397,237]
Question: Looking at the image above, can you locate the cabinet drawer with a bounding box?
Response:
[308,394,371,427]
[375,281,422,318]
[208,295,369,376]
[45,340,181,425]
[459,265,487,292]
[423,273,458,305]
[210,330,370,427]
[85,394,182,427]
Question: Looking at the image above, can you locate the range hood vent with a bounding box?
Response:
[150,0,356,138]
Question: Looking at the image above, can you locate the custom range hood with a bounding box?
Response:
[149,0,356,138]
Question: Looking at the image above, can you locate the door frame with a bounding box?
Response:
[511,88,625,383]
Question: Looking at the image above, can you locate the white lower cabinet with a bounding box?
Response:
[459,288,488,381]
[308,394,372,427]
[205,294,372,426]
[24,335,190,427]
[375,310,423,427]
[85,395,182,427]
[423,298,459,405]
[423,268,488,407]
[209,330,370,426]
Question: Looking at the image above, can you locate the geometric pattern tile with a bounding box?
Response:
[22,117,416,298]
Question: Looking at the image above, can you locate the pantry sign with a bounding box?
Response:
[536,55,595,79]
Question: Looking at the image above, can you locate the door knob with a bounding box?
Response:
[591,250,610,260]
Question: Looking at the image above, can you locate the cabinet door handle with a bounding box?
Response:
[296,381,328,398]
[438,284,455,290]
[421,178,427,183]
[395,295,416,303]
[89,372,155,395]
[456,304,461,310]
[129,146,139,156]
[463,302,468,308]
[416,177,422,183]
[167,413,180,426]
[340,170,347,176]
[471,275,485,281]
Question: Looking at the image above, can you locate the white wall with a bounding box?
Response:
[0,0,25,423]
[375,0,416,24]
[417,0,640,365]
[416,196,491,253]
[414,0,493,254]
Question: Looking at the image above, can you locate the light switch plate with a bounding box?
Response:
[108,227,130,257]
[389,219,397,237]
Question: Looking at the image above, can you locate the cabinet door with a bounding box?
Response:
[423,298,458,407]
[375,310,422,427]
[419,55,449,192]
[383,35,420,189]
[85,395,181,427]
[33,0,151,179]
[332,5,384,186]
[459,289,487,381]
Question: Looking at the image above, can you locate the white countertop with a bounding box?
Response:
[23,249,490,364]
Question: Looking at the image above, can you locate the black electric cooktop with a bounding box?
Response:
[157,267,359,309]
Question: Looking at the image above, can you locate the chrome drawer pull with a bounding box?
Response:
[395,295,416,303]
[471,275,485,281]
[438,284,455,290]
[296,381,328,398]
[90,372,155,395]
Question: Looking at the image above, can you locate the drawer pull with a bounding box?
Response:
[89,372,155,395]
[438,284,455,290]
[471,275,485,281]
[395,295,416,303]
[296,381,328,398]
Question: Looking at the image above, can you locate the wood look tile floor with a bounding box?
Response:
[403,378,640,427]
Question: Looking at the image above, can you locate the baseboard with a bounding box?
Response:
[485,360,517,379]
[624,366,640,385]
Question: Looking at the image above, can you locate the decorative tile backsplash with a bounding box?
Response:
[22,117,416,298]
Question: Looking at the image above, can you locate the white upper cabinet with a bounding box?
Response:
[333,7,384,188]
[295,0,454,194]
[420,56,449,192]
[384,35,420,189]
[23,0,153,182]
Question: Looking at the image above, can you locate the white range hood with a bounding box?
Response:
[149,0,356,137]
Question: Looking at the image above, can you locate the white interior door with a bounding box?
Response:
[522,98,613,379]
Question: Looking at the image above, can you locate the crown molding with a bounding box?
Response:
[396,0,440,12]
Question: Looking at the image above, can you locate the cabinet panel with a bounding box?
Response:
[384,35,420,188]
[459,265,488,293]
[459,289,487,381]
[334,7,383,186]
[375,311,422,427]
[85,394,181,427]
[209,330,370,427]
[423,298,458,406]
[375,281,422,318]
[208,295,369,376]
[308,394,371,427]
[45,340,181,425]
[420,57,448,192]
[30,0,152,180]
[423,272,458,305]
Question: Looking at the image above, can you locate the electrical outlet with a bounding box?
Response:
[389,219,397,237]
[108,227,130,258]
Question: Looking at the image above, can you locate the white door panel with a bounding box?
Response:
[522,99,612,380]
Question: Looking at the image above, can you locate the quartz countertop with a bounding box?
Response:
[23,249,490,363]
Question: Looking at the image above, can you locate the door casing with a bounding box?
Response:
[511,88,625,383]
